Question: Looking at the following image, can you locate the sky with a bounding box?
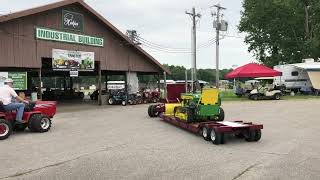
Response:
[0,0,255,69]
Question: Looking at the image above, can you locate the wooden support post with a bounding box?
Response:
[157,73,160,93]
[38,68,42,100]
[98,64,102,106]
[163,71,167,100]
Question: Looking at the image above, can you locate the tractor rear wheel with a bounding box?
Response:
[148,105,154,117]
[217,108,225,121]
[28,114,52,133]
[152,105,159,117]
[274,93,281,100]
[210,129,222,145]
[202,127,211,141]
[0,119,12,140]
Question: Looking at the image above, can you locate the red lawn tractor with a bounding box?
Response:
[0,101,57,140]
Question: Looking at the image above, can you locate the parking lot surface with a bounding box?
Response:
[1,100,320,180]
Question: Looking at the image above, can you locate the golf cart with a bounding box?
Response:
[0,101,57,140]
[248,77,282,100]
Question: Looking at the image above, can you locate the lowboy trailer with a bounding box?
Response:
[159,114,263,145]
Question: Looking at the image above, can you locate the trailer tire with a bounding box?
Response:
[254,129,262,141]
[0,119,12,140]
[202,127,211,141]
[245,130,256,142]
[217,108,225,121]
[210,129,222,145]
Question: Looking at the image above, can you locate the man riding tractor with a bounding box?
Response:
[0,79,29,125]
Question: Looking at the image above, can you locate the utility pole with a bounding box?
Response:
[213,4,226,88]
[304,1,310,39]
[186,7,201,92]
[126,30,141,45]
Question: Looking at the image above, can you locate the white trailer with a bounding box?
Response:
[274,59,320,92]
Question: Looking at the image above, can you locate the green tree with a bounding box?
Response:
[239,0,320,67]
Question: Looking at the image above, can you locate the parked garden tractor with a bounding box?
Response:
[0,101,57,140]
[148,88,224,122]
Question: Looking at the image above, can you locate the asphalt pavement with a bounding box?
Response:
[1,99,320,180]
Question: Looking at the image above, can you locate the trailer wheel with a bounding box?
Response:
[254,129,262,141]
[0,119,12,140]
[202,127,211,141]
[274,93,281,100]
[245,130,256,142]
[210,129,222,145]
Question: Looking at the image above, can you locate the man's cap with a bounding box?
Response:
[4,78,13,83]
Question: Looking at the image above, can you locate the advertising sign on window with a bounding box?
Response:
[0,72,27,90]
[52,49,95,71]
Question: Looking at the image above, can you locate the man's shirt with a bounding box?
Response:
[0,85,18,105]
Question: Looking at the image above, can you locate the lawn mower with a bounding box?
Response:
[0,101,57,140]
[108,90,128,106]
[149,88,224,122]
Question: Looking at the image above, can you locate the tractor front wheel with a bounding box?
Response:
[28,114,52,133]
[0,119,12,140]
[245,130,256,142]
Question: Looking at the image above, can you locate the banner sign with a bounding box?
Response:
[70,70,79,77]
[36,27,104,47]
[52,49,94,71]
[62,10,84,32]
[0,72,27,90]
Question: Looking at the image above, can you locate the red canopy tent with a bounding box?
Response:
[225,63,282,79]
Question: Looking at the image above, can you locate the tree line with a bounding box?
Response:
[239,0,320,67]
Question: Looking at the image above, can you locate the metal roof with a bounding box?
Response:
[0,0,170,74]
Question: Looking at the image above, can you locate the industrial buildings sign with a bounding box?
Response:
[52,49,95,71]
[36,27,104,47]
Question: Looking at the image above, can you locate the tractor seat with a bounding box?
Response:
[200,88,219,105]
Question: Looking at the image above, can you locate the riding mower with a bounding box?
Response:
[148,88,224,122]
[0,101,57,140]
[108,90,128,106]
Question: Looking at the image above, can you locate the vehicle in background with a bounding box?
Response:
[273,59,320,93]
